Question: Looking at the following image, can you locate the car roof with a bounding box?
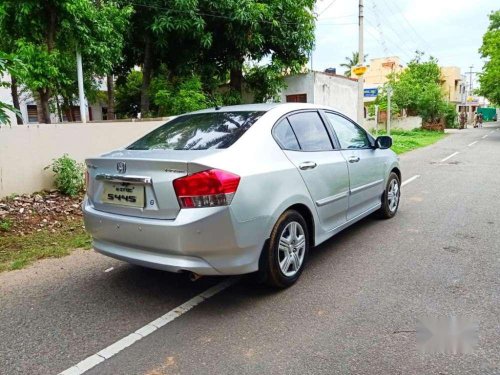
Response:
[188,102,338,114]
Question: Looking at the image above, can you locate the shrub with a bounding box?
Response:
[0,218,13,232]
[45,155,84,197]
[154,75,208,116]
[443,103,458,128]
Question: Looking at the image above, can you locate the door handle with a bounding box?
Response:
[299,161,317,170]
[348,156,360,163]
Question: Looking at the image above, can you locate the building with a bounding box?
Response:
[280,71,358,120]
[440,66,466,110]
[0,74,109,125]
[360,56,404,85]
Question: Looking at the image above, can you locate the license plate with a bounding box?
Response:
[101,182,145,208]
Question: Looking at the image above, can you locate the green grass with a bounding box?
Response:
[374,128,447,154]
[0,218,13,232]
[0,219,91,272]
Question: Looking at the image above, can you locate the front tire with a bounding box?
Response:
[377,172,401,219]
[260,210,309,288]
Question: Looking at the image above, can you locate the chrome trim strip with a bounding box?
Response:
[95,174,152,184]
[350,179,384,194]
[315,191,349,207]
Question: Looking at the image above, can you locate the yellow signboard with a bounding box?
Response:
[352,65,367,77]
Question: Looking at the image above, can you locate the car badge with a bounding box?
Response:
[117,161,126,174]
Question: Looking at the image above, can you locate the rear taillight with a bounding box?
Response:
[173,169,240,208]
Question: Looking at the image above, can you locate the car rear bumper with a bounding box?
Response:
[82,199,267,275]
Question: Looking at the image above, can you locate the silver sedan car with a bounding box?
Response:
[83,103,400,287]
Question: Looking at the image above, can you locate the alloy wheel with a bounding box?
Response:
[278,221,306,277]
[387,178,400,213]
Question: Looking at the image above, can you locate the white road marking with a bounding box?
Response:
[58,278,238,375]
[402,175,420,187]
[482,135,488,139]
[440,152,459,163]
[104,267,114,273]
[468,141,478,147]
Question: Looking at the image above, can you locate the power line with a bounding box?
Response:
[368,1,416,59]
[316,22,358,26]
[383,0,432,52]
[128,2,314,26]
[364,17,413,62]
[318,0,339,17]
[317,14,357,20]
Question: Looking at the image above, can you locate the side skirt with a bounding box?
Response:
[314,203,382,246]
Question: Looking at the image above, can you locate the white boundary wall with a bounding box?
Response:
[365,116,422,132]
[0,120,165,197]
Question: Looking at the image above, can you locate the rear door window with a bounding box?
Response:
[127,111,264,150]
[287,112,333,151]
[273,119,300,151]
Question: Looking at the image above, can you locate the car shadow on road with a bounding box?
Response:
[88,214,381,307]
[233,214,382,298]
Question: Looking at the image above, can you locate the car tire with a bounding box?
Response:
[377,172,401,219]
[259,210,310,288]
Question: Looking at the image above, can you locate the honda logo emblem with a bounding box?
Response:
[116,161,126,174]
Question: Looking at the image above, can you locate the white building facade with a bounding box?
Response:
[280,71,358,122]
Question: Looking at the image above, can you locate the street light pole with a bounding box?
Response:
[357,0,364,126]
[468,65,473,125]
[76,50,87,123]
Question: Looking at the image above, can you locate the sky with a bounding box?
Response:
[312,0,498,88]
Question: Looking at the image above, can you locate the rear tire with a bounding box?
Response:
[259,210,309,288]
[377,172,400,219]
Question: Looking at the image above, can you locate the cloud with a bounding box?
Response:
[312,0,496,75]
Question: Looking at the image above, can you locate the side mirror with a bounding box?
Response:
[375,135,392,149]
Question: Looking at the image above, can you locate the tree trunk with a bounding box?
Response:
[140,35,153,116]
[10,76,23,124]
[106,74,115,120]
[63,97,73,122]
[229,65,243,94]
[37,89,51,124]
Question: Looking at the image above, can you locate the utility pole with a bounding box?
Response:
[357,0,364,126]
[468,65,473,125]
[76,50,87,123]
[387,85,392,136]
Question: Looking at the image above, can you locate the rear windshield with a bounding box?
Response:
[127,111,264,150]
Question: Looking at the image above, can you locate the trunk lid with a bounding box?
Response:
[86,149,219,219]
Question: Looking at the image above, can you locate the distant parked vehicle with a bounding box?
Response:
[83,103,401,287]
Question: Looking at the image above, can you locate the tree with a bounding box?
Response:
[340,52,368,76]
[117,1,209,116]
[478,10,500,105]
[0,0,131,123]
[199,0,315,98]
[0,53,22,125]
[387,53,447,124]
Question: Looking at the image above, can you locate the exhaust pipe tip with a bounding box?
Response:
[189,272,203,282]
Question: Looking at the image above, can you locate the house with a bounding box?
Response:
[0,74,109,125]
[361,56,404,85]
[280,71,358,121]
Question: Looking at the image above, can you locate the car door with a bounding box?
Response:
[273,111,350,232]
[323,111,385,220]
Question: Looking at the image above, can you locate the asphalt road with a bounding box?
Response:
[1,123,499,375]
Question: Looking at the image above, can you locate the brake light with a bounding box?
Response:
[173,169,240,208]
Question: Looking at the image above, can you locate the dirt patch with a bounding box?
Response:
[0,191,91,272]
[0,191,84,236]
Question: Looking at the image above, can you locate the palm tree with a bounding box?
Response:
[340,52,368,76]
